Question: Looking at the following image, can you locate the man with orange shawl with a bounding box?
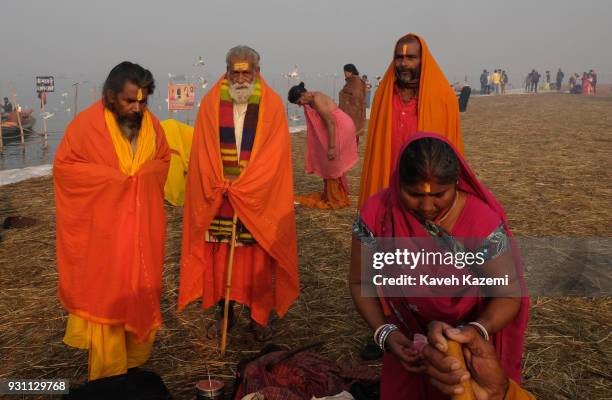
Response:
[54,62,170,380]
[359,33,463,208]
[179,46,299,342]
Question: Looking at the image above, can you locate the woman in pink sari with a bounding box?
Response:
[289,82,358,209]
[349,133,529,399]
[582,72,593,95]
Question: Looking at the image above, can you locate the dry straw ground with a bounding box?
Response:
[0,92,610,399]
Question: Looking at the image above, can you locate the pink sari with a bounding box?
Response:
[582,77,593,95]
[359,132,529,399]
[303,105,358,179]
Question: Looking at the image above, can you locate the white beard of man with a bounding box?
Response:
[228,81,255,104]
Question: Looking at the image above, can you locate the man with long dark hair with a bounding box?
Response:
[54,61,170,380]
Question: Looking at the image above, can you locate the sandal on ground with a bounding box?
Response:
[250,321,274,342]
[206,301,235,339]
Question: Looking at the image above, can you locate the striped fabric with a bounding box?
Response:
[219,79,261,178]
[207,80,262,245]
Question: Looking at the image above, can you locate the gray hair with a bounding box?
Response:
[225,45,261,70]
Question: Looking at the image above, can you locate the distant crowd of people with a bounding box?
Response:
[568,70,598,95]
[477,68,599,95]
[525,68,597,94]
[524,69,542,92]
[479,69,509,94]
[524,68,562,92]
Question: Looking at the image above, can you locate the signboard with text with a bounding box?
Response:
[36,76,55,93]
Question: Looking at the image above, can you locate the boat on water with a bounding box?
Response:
[1,109,37,140]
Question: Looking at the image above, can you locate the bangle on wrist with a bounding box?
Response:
[374,323,398,350]
[373,325,385,344]
[467,321,489,341]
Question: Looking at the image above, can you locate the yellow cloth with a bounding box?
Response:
[104,108,156,175]
[64,314,155,381]
[64,108,158,380]
[505,379,536,400]
[160,119,194,206]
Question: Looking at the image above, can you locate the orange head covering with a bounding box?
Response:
[178,75,299,317]
[54,101,170,341]
[358,33,463,208]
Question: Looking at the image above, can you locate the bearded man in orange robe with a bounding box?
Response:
[355,34,465,362]
[178,46,299,342]
[359,33,463,208]
[54,62,170,380]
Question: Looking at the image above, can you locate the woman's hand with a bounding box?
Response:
[427,320,453,353]
[385,331,426,373]
[423,325,510,400]
[428,320,484,353]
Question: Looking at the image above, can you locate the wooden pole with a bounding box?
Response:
[73,83,79,116]
[12,92,24,144]
[0,106,3,151]
[220,212,239,356]
[447,340,476,400]
[187,84,193,125]
[286,76,290,116]
[42,95,48,148]
[168,79,173,120]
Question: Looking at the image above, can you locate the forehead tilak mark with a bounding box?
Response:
[233,62,250,72]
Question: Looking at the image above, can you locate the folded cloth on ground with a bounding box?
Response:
[236,350,378,400]
[312,390,355,400]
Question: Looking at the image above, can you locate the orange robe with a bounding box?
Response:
[54,101,170,378]
[296,177,350,209]
[178,76,299,326]
[55,100,169,339]
[506,379,536,399]
[358,33,464,208]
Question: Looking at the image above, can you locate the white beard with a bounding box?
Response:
[228,81,255,104]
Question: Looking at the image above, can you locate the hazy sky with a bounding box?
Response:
[1,0,610,110]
